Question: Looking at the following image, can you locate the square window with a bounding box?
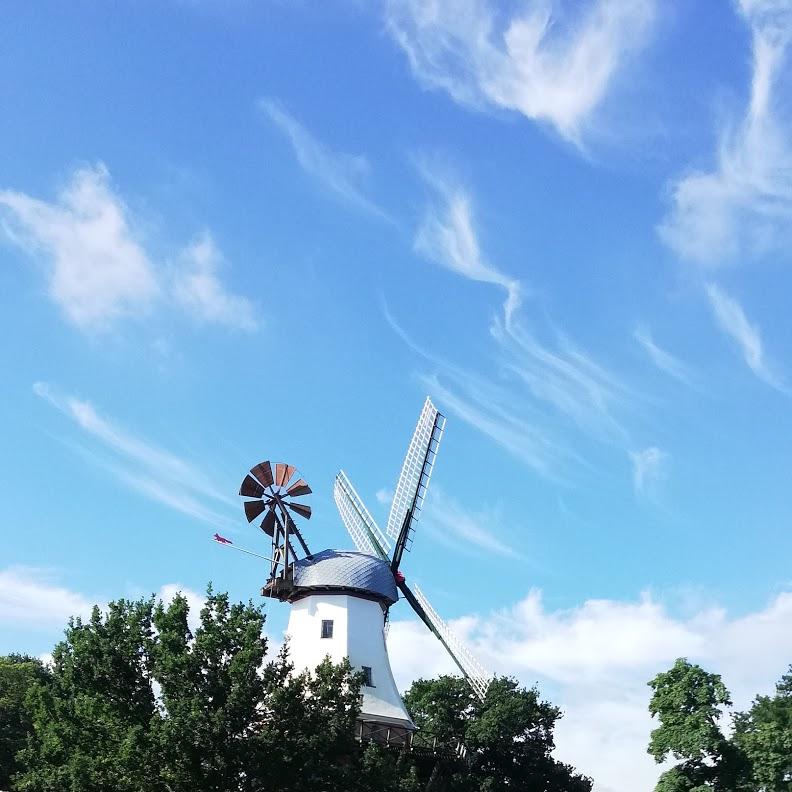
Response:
[321,619,333,639]
[362,666,374,687]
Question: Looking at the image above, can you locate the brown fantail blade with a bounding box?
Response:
[239,475,265,499]
[250,461,274,488]
[287,502,312,520]
[244,499,267,523]
[286,479,312,497]
[260,510,276,537]
[275,463,296,487]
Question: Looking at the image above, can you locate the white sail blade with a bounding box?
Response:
[413,584,491,701]
[386,397,445,544]
[334,471,390,560]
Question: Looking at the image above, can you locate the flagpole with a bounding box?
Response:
[211,538,278,564]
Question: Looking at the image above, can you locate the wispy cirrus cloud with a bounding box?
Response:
[34,382,236,527]
[383,303,573,476]
[659,0,792,264]
[421,372,569,477]
[386,0,656,144]
[424,487,526,559]
[260,99,392,222]
[415,172,522,325]
[705,283,785,391]
[399,167,635,478]
[0,164,256,332]
[493,318,631,442]
[414,159,632,432]
[634,325,695,386]
[629,446,668,498]
[386,300,631,484]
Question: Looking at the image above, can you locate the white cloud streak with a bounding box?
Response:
[420,371,571,477]
[386,0,656,143]
[172,232,258,331]
[424,487,525,559]
[494,318,631,441]
[705,283,785,391]
[382,302,567,476]
[405,170,632,471]
[34,382,237,527]
[0,567,95,627]
[415,176,522,325]
[260,99,392,221]
[634,326,695,386]
[629,446,667,497]
[659,0,792,264]
[387,586,792,792]
[0,164,255,332]
[0,567,206,639]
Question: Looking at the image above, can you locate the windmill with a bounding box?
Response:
[334,397,492,702]
[235,398,491,745]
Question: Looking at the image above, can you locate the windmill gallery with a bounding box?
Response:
[222,398,492,748]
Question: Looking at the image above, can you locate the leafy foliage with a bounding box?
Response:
[404,674,593,791]
[9,589,363,792]
[2,588,593,792]
[733,666,792,791]
[0,655,50,790]
[648,658,792,792]
[648,658,732,765]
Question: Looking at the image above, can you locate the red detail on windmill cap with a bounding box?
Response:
[395,571,405,583]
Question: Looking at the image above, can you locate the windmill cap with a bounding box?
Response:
[291,549,398,605]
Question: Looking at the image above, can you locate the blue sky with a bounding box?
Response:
[2,2,792,790]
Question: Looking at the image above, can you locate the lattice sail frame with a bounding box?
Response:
[414,584,491,701]
[333,471,390,561]
[386,397,445,545]
[333,396,492,701]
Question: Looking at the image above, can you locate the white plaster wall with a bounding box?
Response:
[285,593,413,726]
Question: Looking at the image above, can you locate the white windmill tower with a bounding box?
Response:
[236,399,491,745]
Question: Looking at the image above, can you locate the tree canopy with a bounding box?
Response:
[2,587,591,792]
[733,666,792,792]
[648,658,792,792]
[0,654,50,790]
[404,674,592,792]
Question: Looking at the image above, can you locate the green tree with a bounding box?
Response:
[11,588,366,792]
[647,658,748,792]
[254,645,364,792]
[149,587,271,792]
[0,655,50,790]
[733,665,792,791]
[351,743,423,792]
[404,674,593,792]
[15,599,161,792]
[7,589,594,792]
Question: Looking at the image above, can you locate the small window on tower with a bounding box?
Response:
[362,666,374,687]
[320,619,334,639]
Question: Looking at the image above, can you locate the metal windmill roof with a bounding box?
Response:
[291,549,398,605]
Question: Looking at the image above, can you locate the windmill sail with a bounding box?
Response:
[334,471,390,560]
[333,397,491,704]
[387,398,445,570]
[411,584,491,701]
